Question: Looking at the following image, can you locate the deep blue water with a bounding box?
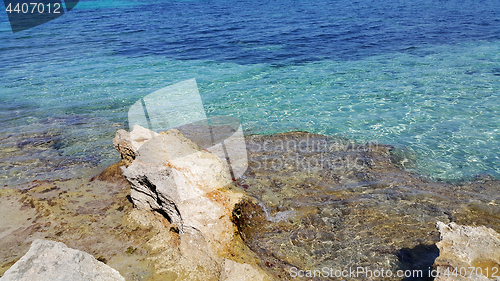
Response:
[2,0,499,64]
[0,0,499,184]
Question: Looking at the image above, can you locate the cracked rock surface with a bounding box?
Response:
[115,125,272,280]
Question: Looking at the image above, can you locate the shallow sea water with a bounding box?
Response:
[1,0,500,185]
[1,45,500,184]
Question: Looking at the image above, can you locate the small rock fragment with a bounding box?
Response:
[0,239,125,281]
[434,222,500,281]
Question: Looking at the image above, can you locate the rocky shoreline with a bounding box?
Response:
[1,127,500,280]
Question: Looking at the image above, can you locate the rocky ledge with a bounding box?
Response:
[1,128,500,280]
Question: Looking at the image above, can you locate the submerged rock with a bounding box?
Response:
[0,239,124,281]
[233,132,500,280]
[434,222,500,281]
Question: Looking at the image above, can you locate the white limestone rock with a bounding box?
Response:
[0,239,124,281]
[114,125,274,280]
[434,222,500,281]
[119,126,243,256]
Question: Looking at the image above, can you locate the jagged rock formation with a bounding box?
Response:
[114,125,272,280]
[0,239,125,281]
[434,222,500,281]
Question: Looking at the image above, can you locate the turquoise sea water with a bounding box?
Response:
[0,0,499,184]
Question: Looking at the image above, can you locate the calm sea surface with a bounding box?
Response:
[1,0,499,184]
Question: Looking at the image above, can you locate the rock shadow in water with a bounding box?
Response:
[396,244,439,281]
